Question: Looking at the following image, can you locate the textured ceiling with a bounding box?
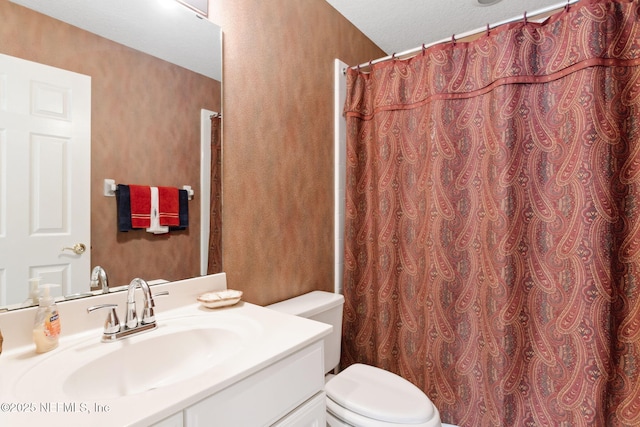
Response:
[326,0,574,56]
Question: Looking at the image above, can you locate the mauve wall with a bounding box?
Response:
[0,0,221,287]
[210,0,384,305]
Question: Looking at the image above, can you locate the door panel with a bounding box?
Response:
[0,53,90,306]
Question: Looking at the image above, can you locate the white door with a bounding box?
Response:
[0,53,91,306]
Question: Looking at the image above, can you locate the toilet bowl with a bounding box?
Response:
[268,291,453,427]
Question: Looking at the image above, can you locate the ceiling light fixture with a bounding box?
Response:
[476,0,503,5]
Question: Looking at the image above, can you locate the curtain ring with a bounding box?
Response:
[392,53,397,61]
[451,34,456,45]
[486,24,490,36]
[523,11,528,24]
[422,43,427,56]
[565,0,570,11]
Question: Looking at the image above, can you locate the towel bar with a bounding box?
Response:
[103,179,194,200]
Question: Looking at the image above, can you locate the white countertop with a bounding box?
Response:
[0,275,331,427]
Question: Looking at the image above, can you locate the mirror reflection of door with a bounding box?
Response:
[0,53,90,306]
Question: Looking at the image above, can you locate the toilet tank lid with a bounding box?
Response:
[267,291,344,318]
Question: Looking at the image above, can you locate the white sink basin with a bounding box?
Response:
[64,327,243,399]
[13,313,262,400]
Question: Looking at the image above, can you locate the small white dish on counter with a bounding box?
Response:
[197,289,243,308]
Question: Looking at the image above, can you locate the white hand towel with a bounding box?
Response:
[146,187,169,234]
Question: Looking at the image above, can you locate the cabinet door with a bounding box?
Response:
[272,392,326,427]
[185,342,324,426]
[151,412,183,427]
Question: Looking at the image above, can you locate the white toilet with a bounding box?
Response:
[268,291,454,427]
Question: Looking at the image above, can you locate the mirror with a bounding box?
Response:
[9,0,221,81]
[0,0,222,309]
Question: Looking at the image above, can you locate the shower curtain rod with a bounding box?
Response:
[346,0,580,73]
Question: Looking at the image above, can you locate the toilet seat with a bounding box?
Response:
[325,364,440,427]
[326,400,441,427]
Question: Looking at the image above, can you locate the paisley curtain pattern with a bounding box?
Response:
[342,1,640,425]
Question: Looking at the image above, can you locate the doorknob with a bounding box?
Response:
[61,243,86,255]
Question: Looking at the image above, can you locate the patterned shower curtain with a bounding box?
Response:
[341,1,640,425]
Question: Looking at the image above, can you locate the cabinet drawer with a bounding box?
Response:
[185,341,324,427]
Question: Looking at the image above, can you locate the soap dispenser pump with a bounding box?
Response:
[23,277,41,306]
[32,284,61,354]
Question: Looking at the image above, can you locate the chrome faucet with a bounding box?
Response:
[125,277,155,329]
[90,266,109,294]
[87,278,168,342]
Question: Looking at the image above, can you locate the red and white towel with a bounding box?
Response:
[128,185,180,234]
[129,185,151,229]
[158,186,180,227]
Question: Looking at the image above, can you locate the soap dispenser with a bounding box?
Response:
[32,284,61,354]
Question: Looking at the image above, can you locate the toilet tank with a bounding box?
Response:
[267,291,344,374]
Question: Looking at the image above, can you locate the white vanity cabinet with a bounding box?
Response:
[153,340,326,427]
[0,275,332,427]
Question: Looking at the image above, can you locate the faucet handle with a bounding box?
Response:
[153,290,169,298]
[87,304,120,335]
[141,291,169,325]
